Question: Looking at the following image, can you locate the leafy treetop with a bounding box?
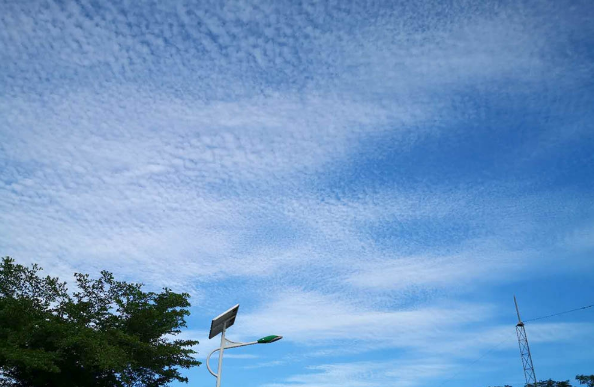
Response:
[576,375,594,387]
[0,257,200,387]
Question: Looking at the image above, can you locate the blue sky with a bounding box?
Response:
[1,0,593,386]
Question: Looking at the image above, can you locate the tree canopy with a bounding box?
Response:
[576,375,594,387]
[0,257,200,386]
[535,380,573,387]
[490,376,594,387]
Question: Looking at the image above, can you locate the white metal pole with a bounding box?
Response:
[216,322,226,387]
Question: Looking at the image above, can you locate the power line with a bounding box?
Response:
[437,301,593,387]
[524,303,594,323]
[437,337,511,387]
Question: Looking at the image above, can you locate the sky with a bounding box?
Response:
[1,0,593,386]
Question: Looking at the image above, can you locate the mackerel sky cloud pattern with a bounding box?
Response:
[1,1,593,386]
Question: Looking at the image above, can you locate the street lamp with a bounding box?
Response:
[206,304,282,387]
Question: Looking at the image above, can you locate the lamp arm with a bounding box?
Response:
[205,340,258,379]
[224,340,259,349]
[206,348,220,377]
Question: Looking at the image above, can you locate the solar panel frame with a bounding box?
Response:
[209,304,239,339]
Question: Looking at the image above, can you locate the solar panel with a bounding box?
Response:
[209,304,239,339]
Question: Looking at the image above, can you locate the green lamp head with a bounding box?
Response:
[257,335,283,344]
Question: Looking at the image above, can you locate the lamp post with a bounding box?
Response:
[206,304,282,387]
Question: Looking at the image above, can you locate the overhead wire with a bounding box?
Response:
[437,338,510,387]
[523,303,594,323]
[437,301,593,386]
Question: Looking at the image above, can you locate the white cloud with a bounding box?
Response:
[263,359,455,387]
[346,240,531,291]
[238,289,492,348]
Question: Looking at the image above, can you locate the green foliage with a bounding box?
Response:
[491,376,594,387]
[576,375,594,387]
[0,257,200,386]
[532,380,573,387]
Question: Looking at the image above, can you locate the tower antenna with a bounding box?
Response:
[514,296,537,387]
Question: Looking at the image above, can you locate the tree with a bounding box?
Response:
[491,378,592,387]
[576,375,594,387]
[532,380,572,387]
[535,381,559,387]
[0,257,200,386]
